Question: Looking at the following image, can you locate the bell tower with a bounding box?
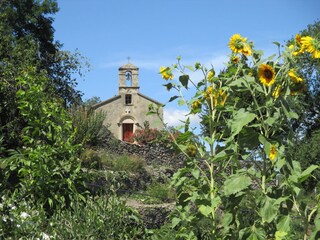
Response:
[118,62,139,95]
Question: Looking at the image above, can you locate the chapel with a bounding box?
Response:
[93,62,164,142]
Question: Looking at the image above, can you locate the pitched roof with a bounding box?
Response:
[138,93,163,106]
[92,93,163,110]
[119,63,139,70]
[91,95,121,109]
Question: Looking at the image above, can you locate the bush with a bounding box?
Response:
[132,128,162,145]
[0,194,149,239]
[70,106,110,147]
[2,69,87,213]
[80,148,102,169]
[47,196,148,239]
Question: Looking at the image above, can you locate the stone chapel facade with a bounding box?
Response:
[93,63,164,142]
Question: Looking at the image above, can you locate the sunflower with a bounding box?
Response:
[289,34,304,56]
[272,85,281,99]
[228,34,252,56]
[300,36,320,59]
[258,64,275,86]
[231,56,240,64]
[269,145,276,162]
[207,70,215,82]
[217,89,227,106]
[191,100,201,111]
[160,66,174,80]
[295,34,302,46]
[288,69,303,83]
[242,43,252,56]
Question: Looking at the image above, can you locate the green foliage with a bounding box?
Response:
[47,196,147,239]
[136,182,176,204]
[1,69,86,212]
[70,106,110,146]
[100,152,146,173]
[150,223,178,240]
[159,32,320,239]
[0,0,89,150]
[287,20,320,132]
[0,195,48,239]
[80,148,102,169]
[83,96,102,108]
[0,0,88,105]
[0,194,148,239]
[289,129,320,191]
[284,21,320,194]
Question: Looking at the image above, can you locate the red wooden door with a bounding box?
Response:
[122,124,133,142]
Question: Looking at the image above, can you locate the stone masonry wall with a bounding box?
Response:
[102,137,185,169]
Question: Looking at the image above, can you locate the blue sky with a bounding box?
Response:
[53,0,319,127]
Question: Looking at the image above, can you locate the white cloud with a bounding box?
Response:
[163,107,201,128]
[97,48,229,75]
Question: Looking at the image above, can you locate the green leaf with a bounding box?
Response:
[179,75,189,89]
[238,128,260,149]
[248,226,266,240]
[163,82,173,91]
[275,231,288,240]
[172,217,181,228]
[199,205,212,217]
[191,169,200,179]
[222,212,233,228]
[265,117,276,126]
[298,164,318,183]
[48,198,53,207]
[281,101,298,119]
[277,215,291,233]
[223,173,252,196]
[228,108,257,140]
[260,197,277,223]
[178,99,185,106]
[176,131,193,144]
[168,95,179,102]
[273,41,281,47]
[185,65,195,71]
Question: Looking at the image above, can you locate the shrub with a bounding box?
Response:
[1,69,87,213]
[70,106,110,147]
[0,195,48,239]
[80,148,102,169]
[132,128,162,145]
[47,196,148,239]
[0,194,149,239]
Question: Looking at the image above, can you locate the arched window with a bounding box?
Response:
[125,71,132,86]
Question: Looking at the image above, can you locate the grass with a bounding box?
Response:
[101,153,146,173]
[81,149,147,173]
[130,182,176,204]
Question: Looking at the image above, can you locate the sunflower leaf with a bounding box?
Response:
[223,173,252,196]
[227,108,257,140]
[179,75,189,89]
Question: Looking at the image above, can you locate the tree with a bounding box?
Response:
[0,0,88,149]
[287,20,320,134]
[83,96,102,109]
[286,20,320,192]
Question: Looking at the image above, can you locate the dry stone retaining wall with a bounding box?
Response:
[102,137,185,169]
